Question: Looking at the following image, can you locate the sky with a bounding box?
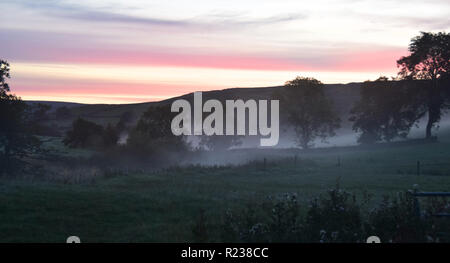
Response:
[1,0,449,104]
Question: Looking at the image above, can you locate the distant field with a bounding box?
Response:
[1,138,450,242]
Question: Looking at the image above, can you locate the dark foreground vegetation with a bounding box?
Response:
[0,140,450,242]
[201,184,450,243]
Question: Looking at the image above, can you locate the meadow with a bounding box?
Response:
[1,136,450,242]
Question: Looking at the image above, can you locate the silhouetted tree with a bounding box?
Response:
[103,123,119,147]
[0,60,41,173]
[63,118,105,148]
[397,32,450,138]
[127,105,188,154]
[273,77,340,149]
[64,118,119,148]
[0,60,10,94]
[349,77,423,144]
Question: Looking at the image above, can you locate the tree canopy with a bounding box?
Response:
[127,105,188,154]
[397,32,450,81]
[349,77,424,144]
[0,60,41,174]
[273,77,340,149]
[397,32,450,138]
[63,118,119,148]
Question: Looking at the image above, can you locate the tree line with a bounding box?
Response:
[277,32,449,147]
[0,32,449,173]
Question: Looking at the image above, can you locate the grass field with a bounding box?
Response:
[1,138,450,242]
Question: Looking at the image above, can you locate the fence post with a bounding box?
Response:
[263,157,267,171]
[337,156,341,167]
[294,155,297,167]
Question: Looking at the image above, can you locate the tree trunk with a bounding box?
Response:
[425,77,439,139]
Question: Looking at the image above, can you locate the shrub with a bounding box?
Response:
[63,118,119,149]
[125,105,190,161]
[221,193,302,242]
[304,187,363,242]
[367,192,426,242]
[213,185,448,243]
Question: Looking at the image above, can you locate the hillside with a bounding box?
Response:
[26,82,450,146]
[26,82,363,130]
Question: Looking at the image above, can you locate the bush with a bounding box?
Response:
[124,105,190,162]
[367,192,426,242]
[304,188,363,242]
[221,193,302,242]
[213,186,450,243]
[63,118,119,149]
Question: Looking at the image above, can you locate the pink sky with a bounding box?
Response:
[1,0,448,103]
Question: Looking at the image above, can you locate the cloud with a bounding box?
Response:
[2,0,446,103]
[5,0,306,30]
[52,9,189,26]
[199,12,308,28]
[5,0,192,27]
[2,27,404,73]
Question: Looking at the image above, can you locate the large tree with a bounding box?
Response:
[273,77,340,149]
[63,118,119,148]
[349,77,423,144]
[397,32,450,138]
[127,105,188,154]
[0,60,41,173]
[63,118,106,148]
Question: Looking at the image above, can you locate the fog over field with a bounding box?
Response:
[1,0,449,245]
[27,82,450,154]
